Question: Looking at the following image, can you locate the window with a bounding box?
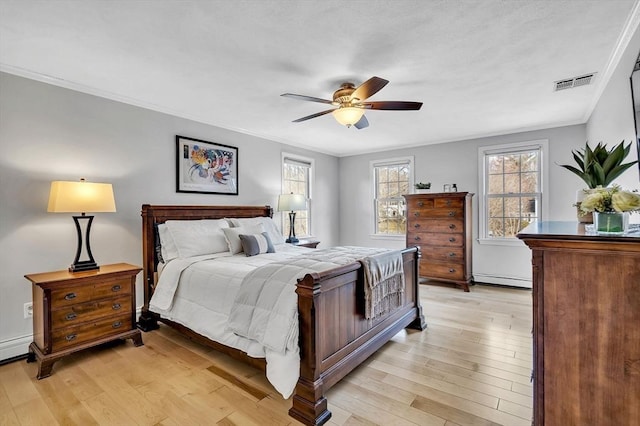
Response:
[479,140,548,243]
[282,154,312,237]
[372,157,414,236]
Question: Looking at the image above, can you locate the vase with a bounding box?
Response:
[593,211,629,235]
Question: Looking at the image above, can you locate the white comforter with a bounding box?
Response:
[148,244,393,398]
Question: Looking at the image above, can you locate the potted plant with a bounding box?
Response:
[415,182,431,193]
[559,141,638,222]
[579,185,640,234]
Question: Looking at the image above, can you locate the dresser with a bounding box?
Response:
[518,222,640,425]
[24,263,143,379]
[404,192,473,291]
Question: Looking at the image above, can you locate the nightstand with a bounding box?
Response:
[24,263,143,379]
[293,239,320,248]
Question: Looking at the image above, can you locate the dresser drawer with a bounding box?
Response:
[407,198,434,210]
[420,262,465,280]
[51,278,131,308]
[410,208,463,219]
[51,295,131,328]
[434,198,463,209]
[409,219,463,234]
[421,246,464,263]
[409,232,463,247]
[51,314,132,352]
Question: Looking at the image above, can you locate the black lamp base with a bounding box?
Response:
[286,211,299,244]
[69,260,99,273]
[70,214,100,273]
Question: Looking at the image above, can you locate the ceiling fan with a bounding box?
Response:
[281,76,423,129]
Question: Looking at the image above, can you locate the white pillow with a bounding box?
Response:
[225,217,286,245]
[165,219,230,258]
[222,224,265,254]
[157,223,179,262]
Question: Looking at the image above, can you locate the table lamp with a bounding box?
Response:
[277,193,307,243]
[47,179,116,272]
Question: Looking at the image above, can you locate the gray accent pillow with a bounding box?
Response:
[239,232,275,257]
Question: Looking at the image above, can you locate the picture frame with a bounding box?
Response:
[176,135,238,195]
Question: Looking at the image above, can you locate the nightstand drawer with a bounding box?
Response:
[51,313,132,352]
[51,295,131,328]
[51,278,131,307]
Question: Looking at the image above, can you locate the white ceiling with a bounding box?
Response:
[1,0,639,157]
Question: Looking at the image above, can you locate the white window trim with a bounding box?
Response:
[282,152,314,237]
[477,139,549,246]
[369,156,415,239]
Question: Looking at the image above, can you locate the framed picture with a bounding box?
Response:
[176,135,238,195]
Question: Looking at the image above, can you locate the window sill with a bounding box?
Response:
[477,238,526,247]
[370,234,405,241]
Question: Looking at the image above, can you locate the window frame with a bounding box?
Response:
[477,140,549,246]
[370,156,415,240]
[281,152,314,238]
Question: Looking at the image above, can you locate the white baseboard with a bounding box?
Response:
[0,334,32,361]
[474,273,532,289]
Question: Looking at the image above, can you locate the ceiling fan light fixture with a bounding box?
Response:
[332,106,364,127]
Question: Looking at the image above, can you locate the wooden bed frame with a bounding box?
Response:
[138,204,426,425]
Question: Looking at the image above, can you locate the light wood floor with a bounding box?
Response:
[0,283,533,426]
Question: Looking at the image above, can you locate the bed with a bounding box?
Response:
[138,204,426,425]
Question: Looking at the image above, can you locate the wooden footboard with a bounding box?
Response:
[138,204,425,426]
[291,246,425,425]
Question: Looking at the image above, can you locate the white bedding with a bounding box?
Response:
[149,243,398,399]
[149,243,312,397]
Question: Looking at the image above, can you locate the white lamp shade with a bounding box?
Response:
[47,180,116,213]
[277,193,307,211]
[332,107,365,126]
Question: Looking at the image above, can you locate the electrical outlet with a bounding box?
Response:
[24,302,33,319]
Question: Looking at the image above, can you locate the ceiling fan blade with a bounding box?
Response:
[354,115,369,129]
[292,108,335,122]
[351,76,389,101]
[362,101,423,110]
[281,93,334,104]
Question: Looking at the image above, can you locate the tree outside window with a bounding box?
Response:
[485,148,540,238]
[373,159,411,235]
[282,156,311,237]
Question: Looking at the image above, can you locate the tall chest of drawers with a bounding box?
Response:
[404,192,474,291]
[25,263,143,378]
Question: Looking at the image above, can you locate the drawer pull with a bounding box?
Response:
[111,285,121,292]
[417,201,424,207]
[414,236,421,241]
[449,252,456,257]
[449,268,455,273]
[448,211,456,217]
[64,293,77,301]
[446,200,452,206]
[414,223,421,228]
[112,321,122,329]
[65,312,77,321]
[449,237,456,243]
[112,303,122,310]
[65,334,77,342]
[414,212,420,217]
[449,224,456,229]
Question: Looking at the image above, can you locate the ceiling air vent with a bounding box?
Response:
[554,73,596,91]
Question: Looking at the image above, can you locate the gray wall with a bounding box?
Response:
[338,124,587,287]
[0,72,340,359]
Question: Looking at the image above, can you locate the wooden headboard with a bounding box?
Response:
[140,204,273,310]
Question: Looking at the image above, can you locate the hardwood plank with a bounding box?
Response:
[0,284,533,425]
